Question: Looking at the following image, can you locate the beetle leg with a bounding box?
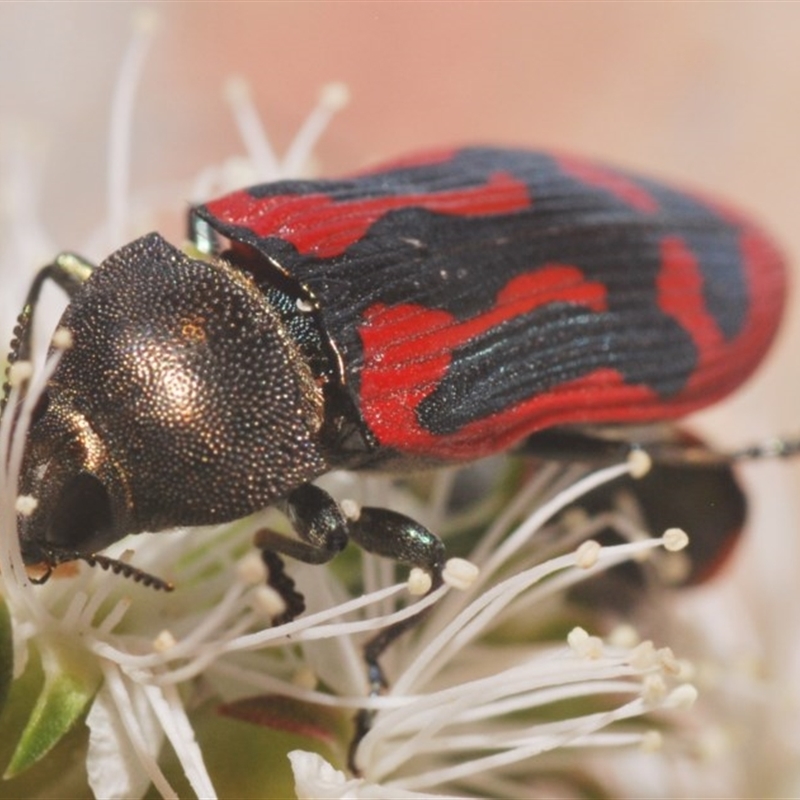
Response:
[347,506,445,679]
[254,483,349,624]
[254,485,446,772]
[344,506,446,773]
[3,253,96,410]
[271,492,447,679]
[523,425,800,467]
[521,427,642,463]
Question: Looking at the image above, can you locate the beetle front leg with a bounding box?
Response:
[3,252,96,409]
[253,486,446,760]
[267,500,447,686]
[254,484,446,771]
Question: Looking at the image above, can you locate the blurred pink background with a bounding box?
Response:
[1,2,799,612]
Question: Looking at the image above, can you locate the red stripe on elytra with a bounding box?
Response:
[555,154,660,213]
[656,231,785,408]
[364,360,664,462]
[359,226,785,463]
[456,226,785,462]
[204,171,531,259]
[358,265,608,457]
[656,236,724,375]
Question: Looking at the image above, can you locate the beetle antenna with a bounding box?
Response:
[29,546,174,592]
[732,436,800,461]
[645,434,800,467]
[81,553,174,591]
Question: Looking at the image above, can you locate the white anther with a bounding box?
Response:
[630,640,658,670]
[237,551,267,585]
[52,327,74,349]
[8,361,33,387]
[665,683,699,710]
[628,449,652,478]
[340,498,361,521]
[251,586,288,620]
[407,567,432,596]
[575,539,601,569]
[442,558,479,590]
[568,626,603,659]
[663,527,689,552]
[320,82,350,111]
[15,495,38,516]
[153,629,177,652]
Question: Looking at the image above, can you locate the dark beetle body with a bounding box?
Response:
[14,147,785,579]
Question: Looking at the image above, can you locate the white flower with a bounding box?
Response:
[2,10,796,800]
[1,359,698,800]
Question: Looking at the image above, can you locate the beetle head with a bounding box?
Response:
[18,232,327,568]
[18,399,133,566]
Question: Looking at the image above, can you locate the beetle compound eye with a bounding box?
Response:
[49,473,113,552]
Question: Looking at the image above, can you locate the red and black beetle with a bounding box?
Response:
[4,146,790,662]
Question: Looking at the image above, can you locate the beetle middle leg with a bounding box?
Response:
[253,482,446,770]
[254,483,350,624]
[254,483,445,660]
[345,505,446,771]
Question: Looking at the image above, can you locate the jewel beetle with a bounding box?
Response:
[4,146,790,671]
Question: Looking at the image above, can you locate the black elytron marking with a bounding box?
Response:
[416,303,696,436]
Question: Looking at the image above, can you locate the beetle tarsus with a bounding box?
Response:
[259,548,306,625]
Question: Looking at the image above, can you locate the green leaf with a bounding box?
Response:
[0,597,12,716]
[4,645,100,779]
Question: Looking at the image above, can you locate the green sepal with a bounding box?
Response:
[4,644,100,779]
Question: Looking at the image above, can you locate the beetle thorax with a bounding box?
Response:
[18,234,329,561]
